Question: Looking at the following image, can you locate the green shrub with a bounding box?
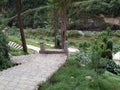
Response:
[101,32,108,44]
[84,32,92,37]
[100,28,113,60]
[106,27,112,36]
[75,51,91,65]
[8,26,20,37]
[91,40,104,74]
[67,30,82,38]
[112,30,120,37]
[113,44,120,53]
[8,36,22,45]
[9,47,25,56]
[106,40,113,51]
[25,28,52,39]
[101,49,112,60]
[98,58,107,74]
[106,60,118,75]
[55,35,61,49]
[0,31,13,70]
[91,39,113,74]
[79,41,91,51]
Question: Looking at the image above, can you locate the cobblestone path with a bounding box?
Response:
[0,54,67,90]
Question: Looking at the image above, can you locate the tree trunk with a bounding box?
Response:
[15,0,27,53]
[60,6,67,49]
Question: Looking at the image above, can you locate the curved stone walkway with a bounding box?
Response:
[8,41,79,53]
[0,54,67,90]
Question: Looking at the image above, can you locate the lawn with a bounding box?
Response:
[38,54,120,90]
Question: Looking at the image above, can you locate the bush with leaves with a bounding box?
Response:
[113,44,120,54]
[91,40,108,74]
[112,30,120,37]
[75,51,91,65]
[92,28,120,74]
[0,31,13,70]
[75,41,91,65]
[8,26,20,37]
[100,27,113,59]
[67,30,82,38]
[76,27,120,74]
[79,41,91,51]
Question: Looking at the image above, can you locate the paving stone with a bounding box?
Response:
[4,86,14,90]
[0,54,67,90]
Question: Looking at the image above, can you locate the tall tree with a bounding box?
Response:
[60,0,67,49]
[15,0,27,53]
[52,0,60,48]
[52,0,74,49]
[59,0,73,48]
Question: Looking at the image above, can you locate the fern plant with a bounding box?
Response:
[0,31,13,70]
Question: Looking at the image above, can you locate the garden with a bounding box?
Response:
[0,0,120,90]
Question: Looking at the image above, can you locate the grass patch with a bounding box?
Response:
[98,71,120,90]
[9,47,36,56]
[8,36,22,45]
[68,36,93,47]
[39,55,97,90]
[38,54,120,90]
[26,39,54,49]
[26,39,40,47]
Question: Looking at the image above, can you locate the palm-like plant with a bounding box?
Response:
[52,0,75,48]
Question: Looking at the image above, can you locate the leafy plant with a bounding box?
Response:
[0,31,13,70]
[106,40,113,51]
[79,41,91,51]
[91,40,107,74]
[75,51,91,65]
[67,30,82,38]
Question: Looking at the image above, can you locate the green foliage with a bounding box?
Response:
[113,44,120,53]
[76,41,91,64]
[25,28,52,39]
[0,31,13,70]
[76,28,114,74]
[101,31,108,44]
[92,28,120,74]
[39,54,120,90]
[106,40,113,51]
[8,36,22,45]
[84,32,92,37]
[0,31,9,59]
[67,30,82,38]
[39,54,99,90]
[98,71,120,90]
[69,0,120,30]
[112,30,120,37]
[9,47,25,56]
[55,34,61,49]
[9,47,36,56]
[106,60,118,75]
[8,26,20,37]
[72,0,120,17]
[106,27,112,36]
[101,49,112,59]
[79,41,91,51]
[76,51,91,65]
[91,40,107,74]
[100,27,113,59]
[1,0,120,30]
